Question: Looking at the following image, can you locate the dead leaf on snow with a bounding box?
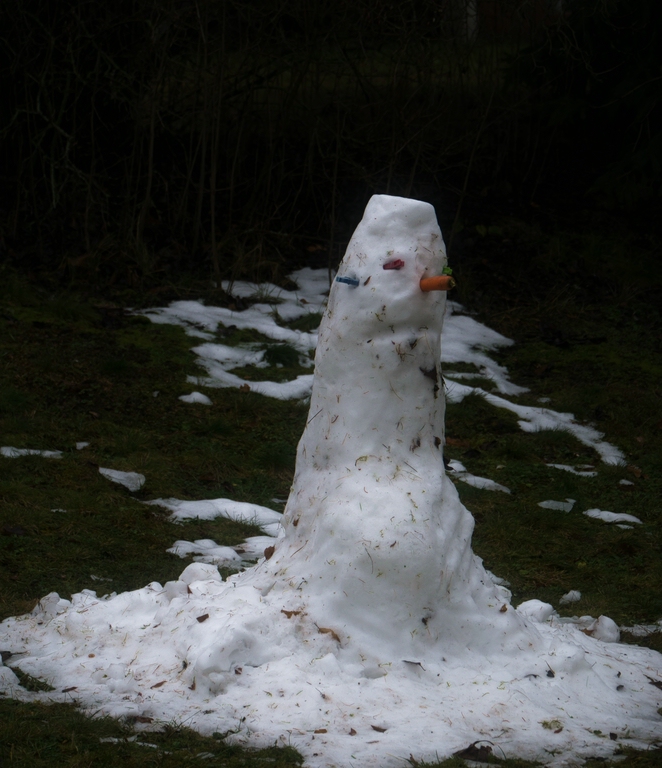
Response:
[317,626,341,643]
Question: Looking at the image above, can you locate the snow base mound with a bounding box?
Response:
[1,576,661,768]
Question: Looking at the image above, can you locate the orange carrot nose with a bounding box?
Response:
[420,275,456,292]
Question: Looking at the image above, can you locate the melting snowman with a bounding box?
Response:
[248,193,538,661]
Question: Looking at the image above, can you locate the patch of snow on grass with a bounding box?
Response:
[538,499,576,512]
[2,446,62,458]
[178,392,213,405]
[547,463,597,477]
[98,468,145,492]
[167,540,245,567]
[137,269,626,468]
[446,381,625,466]
[447,459,511,493]
[583,509,642,525]
[147,497,283,538]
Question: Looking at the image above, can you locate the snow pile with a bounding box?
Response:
[538,499,576,512]
[178,391,213,405]
[547,463,598,477]
[98,468,146,493]
[140,267,328,344]
[136,268,627,467]
[130,225,627,472]
[445,381,625,465]
[583,509,642,526]
[2,446,62,458]
[1,196,660,768]
[189,342,314,400]
[447,459,511,493]
[149,497,283,538]
[137,267,328,401]
[166,539,245,568]
[442,304,527,396]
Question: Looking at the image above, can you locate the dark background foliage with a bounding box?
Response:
[1,0,660,288]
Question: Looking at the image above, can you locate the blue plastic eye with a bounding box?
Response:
[336,276,360,287]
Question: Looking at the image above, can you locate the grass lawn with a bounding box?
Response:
[0,215,661,766]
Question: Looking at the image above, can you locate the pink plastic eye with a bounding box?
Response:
[383,259,405,270]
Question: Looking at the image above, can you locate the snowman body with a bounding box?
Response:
[256,195,537,660]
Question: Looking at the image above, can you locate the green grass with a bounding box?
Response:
[418,748,662,768]
[444,214,662,657]
[442,391,662,625]
[0,699,303,767]
[1,222,661,767]
[0,280,308,764]
[0,283,306,618]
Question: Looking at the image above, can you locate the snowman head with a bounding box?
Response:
[328,195,448,336]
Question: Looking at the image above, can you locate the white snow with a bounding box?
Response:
[447,459,511,493]
[547,463,598,477]
[516,599,557,622]
[445,381,626,466]
[178,391,213,405]
[98,468,146,492]
[167,540,245,568]
[442,306,528,396]
[147,497,283,539]
[581,615,621,643]
[189,368,315,400]
[136,267,326,401]
[583,509,642,525]
[538,499,576,512]
[2,446,62,458]
[182,339,314,399]
[621,620,662,637]
[134,253,626,472]
[559,590,581,605]
[76,442,90,450]
[1,196,659,768]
